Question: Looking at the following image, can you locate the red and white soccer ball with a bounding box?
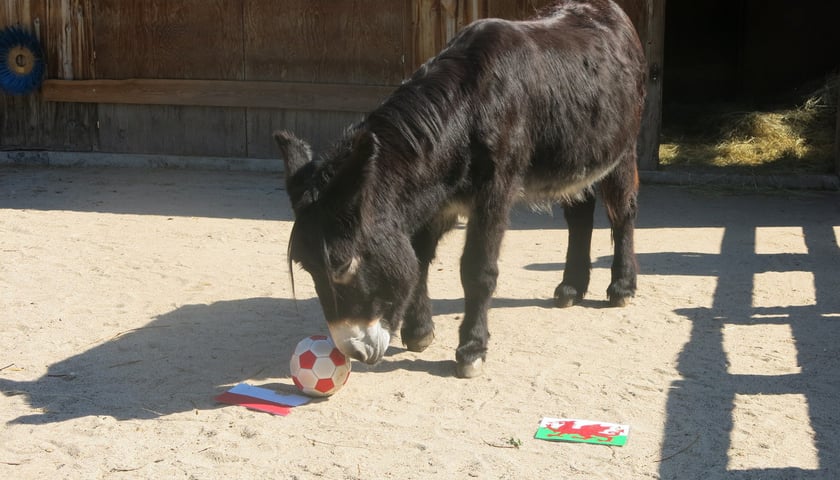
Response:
[290,335,351,397]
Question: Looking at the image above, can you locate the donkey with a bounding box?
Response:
[276,0,646,378]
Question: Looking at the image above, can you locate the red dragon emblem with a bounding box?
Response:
[544,420,621,442]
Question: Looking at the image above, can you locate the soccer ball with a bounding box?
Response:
[290,335,351,397]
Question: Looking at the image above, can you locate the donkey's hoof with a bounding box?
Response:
[609,295,632,308]
[403,330,435,353]
[554,295,575,308]
[607,282,635,307]
[455,358,484,378]
[553,284,581,308]
[608,288,634,307]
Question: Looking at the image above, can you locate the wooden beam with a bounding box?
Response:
[836,79,840,176]
[41,79,395,112]
[635,0,666,171]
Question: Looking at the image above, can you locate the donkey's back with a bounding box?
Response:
[370,0,646,208]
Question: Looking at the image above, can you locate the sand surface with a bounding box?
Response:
[1,166,839,479]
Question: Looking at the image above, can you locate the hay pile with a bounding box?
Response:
[660,75,838,174]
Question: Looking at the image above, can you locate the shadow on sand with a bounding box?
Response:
[2,167,839,477]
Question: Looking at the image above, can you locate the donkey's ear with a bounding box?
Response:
[274,130,316,215]
[274,130,312,178]
[326,129,379,209]
[350,128,379,165]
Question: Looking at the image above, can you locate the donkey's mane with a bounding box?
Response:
[365,53,475,160]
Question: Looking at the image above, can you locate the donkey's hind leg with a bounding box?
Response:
[600,149,639,307]
[554,191,596,308]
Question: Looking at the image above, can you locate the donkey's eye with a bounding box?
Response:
[331,256,360,285]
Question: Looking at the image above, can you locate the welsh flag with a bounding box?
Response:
[535,418,630,446]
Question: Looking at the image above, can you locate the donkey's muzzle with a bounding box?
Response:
[328,319,390,364]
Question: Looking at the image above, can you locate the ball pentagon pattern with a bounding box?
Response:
[290,335,351,397]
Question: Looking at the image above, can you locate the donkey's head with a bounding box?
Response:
[275,129,418,365]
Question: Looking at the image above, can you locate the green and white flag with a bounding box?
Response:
[535,417,629,446]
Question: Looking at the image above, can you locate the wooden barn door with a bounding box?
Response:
[615,0,667,170]
[836,81,840,175]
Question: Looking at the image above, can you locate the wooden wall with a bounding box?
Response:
[1,0,96,151]
[836,81,840,175]
[2,0,665,169]
[617,0,666,170]
[243,0,411,157]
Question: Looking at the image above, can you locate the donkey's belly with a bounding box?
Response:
[522,159,620,206]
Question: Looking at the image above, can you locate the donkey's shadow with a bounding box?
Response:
[1,294,560,424]
[1,297,320,425]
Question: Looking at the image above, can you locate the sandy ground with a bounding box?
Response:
[1,166,839,479]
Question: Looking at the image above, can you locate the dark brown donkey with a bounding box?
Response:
[276,0,646,378]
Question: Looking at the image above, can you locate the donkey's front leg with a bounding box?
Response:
[401,266,435,353]
[456,196,512,378]
[402,224,449,352]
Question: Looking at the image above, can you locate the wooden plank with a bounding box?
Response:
[0,0,42,26]
[247,109,364,159]
[96,104,247,157]
[836,81,840,176]
[90,1,246,157]
[245,0,409,85]
[639,0,666,171]
[413,0,442,66]
[40,0,98,151]
[1,0,97,152]
[45,0,95,80]
[487,0,550,20]
[442,1,488,47]
[42,79,393,112]
[615,0,666,171]
[441,0,457,41]
[1,0,45,148]
[93,0,244,80]
[454,0,488,31]
[244,1,409,158]
[412,0,490,70]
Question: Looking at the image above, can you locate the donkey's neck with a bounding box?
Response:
[362,135,467,235]
[354,63,474,233]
